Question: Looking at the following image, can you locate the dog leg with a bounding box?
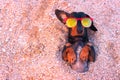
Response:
[86,43,96,62]
[88,46,96,62]
[62,43,76,64]
[79,45,90,62]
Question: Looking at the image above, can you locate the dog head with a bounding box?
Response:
[62,42,95,72]
[55,9,97,37]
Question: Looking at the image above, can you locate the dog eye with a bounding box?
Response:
[65,18,77,28]
[81,18,92,28]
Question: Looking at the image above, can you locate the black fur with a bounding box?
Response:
[55,9,97,72]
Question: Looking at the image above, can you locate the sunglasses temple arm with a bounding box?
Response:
[90,18,93,21]
[63,18,68,23]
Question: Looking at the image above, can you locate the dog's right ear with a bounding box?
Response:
[55,9,70,24]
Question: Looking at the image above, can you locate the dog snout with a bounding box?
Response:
[71,60,88,73]
[77,21,83,33]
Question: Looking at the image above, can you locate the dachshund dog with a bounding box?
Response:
[55,9,97,72]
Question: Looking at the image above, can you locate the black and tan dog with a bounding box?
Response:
[55,9,97,72]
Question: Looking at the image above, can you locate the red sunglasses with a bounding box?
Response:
[63,17,93,28]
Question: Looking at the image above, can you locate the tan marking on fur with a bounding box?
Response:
[60,13,67,19]
[65,43,72,46]
[80,45,90,61]
[62,47,76,64]
[71,27,84,36]
[87,42,93,46]
[71,26,78,36]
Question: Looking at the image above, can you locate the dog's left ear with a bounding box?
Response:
[90,24,98,31]
[85,14,98,31]
[55,9,70,24]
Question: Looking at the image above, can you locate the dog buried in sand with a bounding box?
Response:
[55,9,98,73]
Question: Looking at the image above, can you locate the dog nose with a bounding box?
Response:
[77,21,83,33]
[70,60,88,73]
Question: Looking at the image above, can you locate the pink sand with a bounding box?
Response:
[0,0,120,80]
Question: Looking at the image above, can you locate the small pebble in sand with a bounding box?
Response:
[2,48,6,52]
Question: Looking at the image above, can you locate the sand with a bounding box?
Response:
[0,0,120,80]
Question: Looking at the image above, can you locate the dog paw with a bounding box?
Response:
[80,45,89,61]
[62,43,76,64]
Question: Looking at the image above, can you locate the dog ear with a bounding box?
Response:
[55,9,70,24]
[62,44,76,64]
[85,14,98,31]
[88,45,96,62]
[89,24,98,31]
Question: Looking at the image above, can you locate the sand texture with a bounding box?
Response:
[0,0,120,80]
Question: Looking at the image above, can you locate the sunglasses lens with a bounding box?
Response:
[81,18,92,28]
[66,18,77,28]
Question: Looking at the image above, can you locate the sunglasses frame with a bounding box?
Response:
[64,17,93,28]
